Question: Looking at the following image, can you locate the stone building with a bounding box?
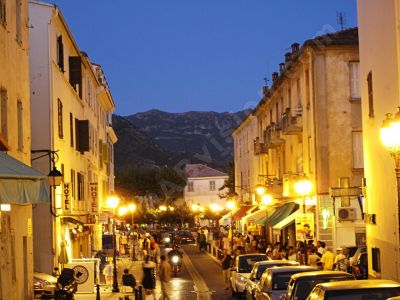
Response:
[233,28,365,249]
[29,1,117,274]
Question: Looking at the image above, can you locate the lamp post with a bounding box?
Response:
[128,203,137,227]
[227,200,236,253]
[295,177,312,265]
[107,195,120,293]
[381,109,400,245]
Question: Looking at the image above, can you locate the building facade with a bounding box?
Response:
[0,0,49,299]
[233,29,365,249]
[357,0,400,280]
[29,1,117,274]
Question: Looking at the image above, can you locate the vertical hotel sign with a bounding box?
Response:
[90,183,98,213]
[63,183,71,213]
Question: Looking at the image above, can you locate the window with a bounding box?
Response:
[0,87,7,139]
[288,88,292,109]
[209,180,216,191]
[372,247,381,273]
[0,0,6,25]
[77,172,84,201]
[188,181,194,192]
[69,56,82,98]
[17,100,22,151]
[305,69,310,108]
[352,131,364,169]
[349,62,360,99]
[15,0,21,43]
[57,99,63,139]
[70,113,73,147]
[367,71,374,118]
[57,35,64,72]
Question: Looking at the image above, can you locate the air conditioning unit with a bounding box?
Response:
[337,207,357,221]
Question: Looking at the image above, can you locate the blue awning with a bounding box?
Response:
[256,202,299,226]
[0,152,49,204]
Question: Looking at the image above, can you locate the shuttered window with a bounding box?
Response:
[57,99,63,139]
[209,180,216,191]
[0,0,6,25]
[70,113,74,147]
[15,0,21,43]
[1,87,7,139]
[75,119,89,152]
[77,173,84,201]
[349,62,361,99]
[57,36,64,72]
[352,131,364,169]
[69,56,82,97]
[367,71,374,118]
[17,100,23,151]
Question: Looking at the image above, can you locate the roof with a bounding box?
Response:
[290,271,354,281]
[185,164,227,178]
[267,266,318,274]
[316,279,400,291]
[254,260,299,267]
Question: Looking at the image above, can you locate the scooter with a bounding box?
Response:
[168,246,183,275]
[54,268,79,300]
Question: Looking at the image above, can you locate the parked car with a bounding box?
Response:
[34,272,57,299]
[230,253,267,297]
[245,260,299,300]
[254,266,318,300]
[306,279,400,300]
[281,271,355,300]
[174,230,196,244]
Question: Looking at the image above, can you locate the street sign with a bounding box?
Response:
[329,187,360,197]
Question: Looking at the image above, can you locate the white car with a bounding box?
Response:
[230,253,267,297]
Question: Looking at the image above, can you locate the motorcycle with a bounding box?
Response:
[54,268,80,300]
[168,246,183,275]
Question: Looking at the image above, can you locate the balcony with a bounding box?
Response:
[254,137,268,155]
[264,123,285,149]
[281,108,303,135]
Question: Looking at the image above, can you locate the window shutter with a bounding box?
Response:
[349,62,360,99]
[0,1,6,24]
[69,56,82,86]
[102,142,109,162]
[75,119,89,152]
[57,36,64,72]
[352,132,364,169]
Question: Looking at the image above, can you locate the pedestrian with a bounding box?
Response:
[287,246,297,261]
[245,232,252,253]
[199,230,207,252]
[220,249,232,290]
[334,248,349,271]
[103,261,113,287]
[142,255,156,299]
[317,241,326,257]
[308,248,320,267]
[159,255,172,300]
[122,268,136,291]
[272,242,281,259]
[320,247,335,270]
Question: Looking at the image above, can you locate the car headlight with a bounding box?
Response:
[171,256,180,263]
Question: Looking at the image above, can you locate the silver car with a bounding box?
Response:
[306,279,400,300]
[254,266,318,300]
[230,253,267,297]
[33,272,57,299]
[245,260,299,300]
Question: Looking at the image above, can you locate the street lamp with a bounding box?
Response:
[107,195,120,293]
[128,203,136,226]
[381,109,400,246]
[256,184,266,196]
[227,200,236,252]
[295,177,312,265]
[260,194,273,240]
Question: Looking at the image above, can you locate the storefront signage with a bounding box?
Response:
[63,183,71,212]
[89,183,98,213]
[295,213,314,241]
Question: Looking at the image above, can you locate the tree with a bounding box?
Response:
[218,161,238,199]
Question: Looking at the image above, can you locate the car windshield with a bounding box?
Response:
[256,263,293,280]
[271,272,294,290]
[325,287,400,300]
[178,231,192,237]
[238,255,267,273]
[294,277,353,300]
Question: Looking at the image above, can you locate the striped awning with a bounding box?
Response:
[256,202,299,226]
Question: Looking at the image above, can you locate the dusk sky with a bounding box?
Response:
[52,1,357,116]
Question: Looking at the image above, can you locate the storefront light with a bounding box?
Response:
[0,204,11,211]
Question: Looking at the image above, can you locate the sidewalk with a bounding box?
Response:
[75,256,161,300]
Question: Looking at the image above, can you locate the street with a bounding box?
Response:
[75,244,232,300]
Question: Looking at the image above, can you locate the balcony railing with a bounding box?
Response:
[281,108,302,135]
[264,123,285,149]
[254,137,268,155]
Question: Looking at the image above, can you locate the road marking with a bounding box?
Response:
[181,249,213,300]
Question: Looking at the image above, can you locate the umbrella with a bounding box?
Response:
[58,241,69,270]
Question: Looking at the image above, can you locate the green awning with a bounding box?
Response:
[0,151,50,204]
[256,202,299,226]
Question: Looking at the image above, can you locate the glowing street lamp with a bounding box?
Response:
[256,184,266,196]
[118,206,128,216]
[381,109,400,247]
[261,194,273,206]
[107,195,120,210]
[159,205,167,212]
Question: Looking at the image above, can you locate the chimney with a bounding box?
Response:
[279,63,286,73]
[291,42,300,53]
[272,72,279,82]
[285,52,292,62]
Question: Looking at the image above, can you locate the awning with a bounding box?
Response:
[257,202,299,226]
[0,151,49,204]
[273,207,303,229]
[232,205,255,221]
[242,208,268,224]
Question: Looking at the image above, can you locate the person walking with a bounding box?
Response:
[142,255,156,299]
[220,249,232,290]
[103,261,113,287]
[334,248,349,271]
[122,268,136,291]
[159,255,172,300]
[320,247,335,270]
